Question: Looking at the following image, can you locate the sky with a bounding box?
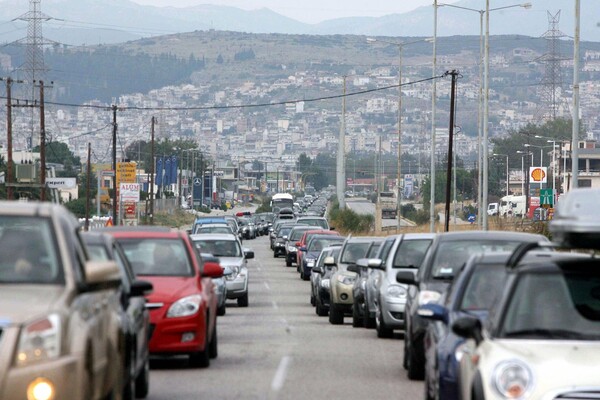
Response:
[129,0,446,24]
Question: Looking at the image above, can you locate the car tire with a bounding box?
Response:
[352,303,363,328]
[364,313,376,329]
[376,307,394,338]
[209,323,218,359]
[273,251,278,258]
[286,259,292,267]
[134,357,150,399]
[328,302,344,325]
[316,300,328,316]
[189,347,210,368]
[237,293,249,307]
[217,303,226,316]
[406,334,425,380]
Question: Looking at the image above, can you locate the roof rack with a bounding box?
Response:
[506,241,559,269]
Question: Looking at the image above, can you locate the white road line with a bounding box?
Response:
[272,301,278,309]
[264,282,270,290]
[271,356,292,392]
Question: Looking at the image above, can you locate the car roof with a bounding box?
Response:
[344,236,384,243]
[435,230,545,242]
[98,226,181,238]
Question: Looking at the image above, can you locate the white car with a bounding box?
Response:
[452,249,600,400]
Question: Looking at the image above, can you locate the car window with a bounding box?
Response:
[378,238,395,265]
[0,217,64,284]
[458,264,507,311]
[366,242,381,258]
[290,228,310,241]
[197,226,233,235]
[278,227,293,238]
[393,239,432,268]
[119,238,194,277]
[86,243,110,261]
[299,218,328,229]
[430,240,524,279]
[308,237,344,252]
[340,242,371,265]
[193,239,241,258]
[500,272,600,340]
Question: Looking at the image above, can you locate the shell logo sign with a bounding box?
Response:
[530,167,547,183]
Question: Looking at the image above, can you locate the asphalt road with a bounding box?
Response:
[147,234,423,400]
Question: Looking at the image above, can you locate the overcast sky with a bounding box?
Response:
[129,0,449,24]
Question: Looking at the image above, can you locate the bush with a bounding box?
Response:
[329,205,374,234]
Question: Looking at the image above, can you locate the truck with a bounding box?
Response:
[498,195,526,217]
[379,192,398,219]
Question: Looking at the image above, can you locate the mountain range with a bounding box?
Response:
[0,0,597,46]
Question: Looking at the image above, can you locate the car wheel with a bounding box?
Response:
[237,293,249,307]
[209,323,218,359]
[217,303,226,316]
[286,259,292,267]
[407,336,425,380]
[134,357,150,399]
[189,347,210,368]
[328,303,344,325]
[364,313,376,329]
[376,307,394,338]
[352,303,363,328]
[273,251,278,258]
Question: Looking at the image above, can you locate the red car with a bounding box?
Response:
[104,227,222,368]
[296,229,340,269]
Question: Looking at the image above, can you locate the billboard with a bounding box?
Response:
[529,167,547,184]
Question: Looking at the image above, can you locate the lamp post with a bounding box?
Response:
[492,153,509,197]
[367,37,431,228]
[524,144,554,192]
[431,0,438,232]
[437,2,530,227]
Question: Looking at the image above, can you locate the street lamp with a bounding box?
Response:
[367,37,431,227]
[534,135,562,198]
[517,151,533,207]
[492,153,509,197]
[524,144,554,192]
[438,2,531,228]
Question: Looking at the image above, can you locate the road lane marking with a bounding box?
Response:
[272,301,278,309]
[264,282,270,290]
[271,356,291,392]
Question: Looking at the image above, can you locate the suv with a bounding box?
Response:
[296,216,330,230]
[0,202,125,400]
[106,227,222,368]
[359,234,434,337]
[190,233,254,307]
[328,237,383,325]
[396,231,548,380]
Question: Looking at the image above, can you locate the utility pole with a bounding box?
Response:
[85,142,91,231]
[430,0,439,232]
[444,70,459,232]
[149,116,155,225]
[112,105,118,225]
[38,80,46,201]
[336,76,347,209]
[571,0,580,189]
[4,77,14,200]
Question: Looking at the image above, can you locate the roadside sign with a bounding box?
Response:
[540,188,554,206]
[213,170,224,177]
[46,177,77,189]
[530,167,547,184]
[116,162,136,184]
[120,183,140,202]
[194,178,202,185]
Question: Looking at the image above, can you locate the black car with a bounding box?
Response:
[82,232,153,399]
[396,230,548,380]
[273,225,294,258]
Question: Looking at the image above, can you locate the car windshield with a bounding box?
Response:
[431,240,524,279]
[0,217,64,284]
[458,264,507,311]
[500,272,600,340]
[393,239,432,268]
[119,238,194,277]
[290,227,311,241]
[278,226,293,238]
[196,226,232,235]
[308,237,344,252]
[193,239,242,258]
[340,242,371,265]
[299,219,328,229]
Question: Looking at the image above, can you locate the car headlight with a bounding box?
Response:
[17,314,61,366]
[320,279,330,288]
[226,266,240,280]
[287,246,296,253]
[418,290,441,305]
[276,242,284,247]
[336,275,355,285]
[386,284,407,298]
[492,360,534,399]
[167,294,202,318]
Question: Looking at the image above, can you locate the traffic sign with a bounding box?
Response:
[194,178,202,186]
[540,188,554,206]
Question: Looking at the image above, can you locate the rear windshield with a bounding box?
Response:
[118,238,194,277]
[308,237,344,252]
[278,226,293,238]
[0,217,64,285]
[196,226,233,235]
[431,240,524,279]
[393,239,433,268]
[290,228,311,241]
[340,242,371,265]
[458,264,507,311]
[192,239,242,258]
[299,219,329,229]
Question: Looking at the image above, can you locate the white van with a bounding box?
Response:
[487,202,499,216]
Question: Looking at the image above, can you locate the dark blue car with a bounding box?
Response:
[299,234,345,281]
[418,253,510,400]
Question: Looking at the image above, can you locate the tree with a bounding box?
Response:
[33,142,80,177]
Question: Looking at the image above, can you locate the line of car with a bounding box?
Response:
[272,188,600,400]
[0,202,256,400]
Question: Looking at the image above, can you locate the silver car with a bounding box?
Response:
[190,233,253,307]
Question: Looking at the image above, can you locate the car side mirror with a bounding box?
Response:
[244,249,255,259]
[312,266,324,274]
[452,316,483,345]
[203,262,224,278]
[323,256,336,267]
[417,303,448,324]
[396,270,418,285]
[130,279,153,297]
[358,258,383,270]
[347,264,360,273]
[84,260,121,290]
